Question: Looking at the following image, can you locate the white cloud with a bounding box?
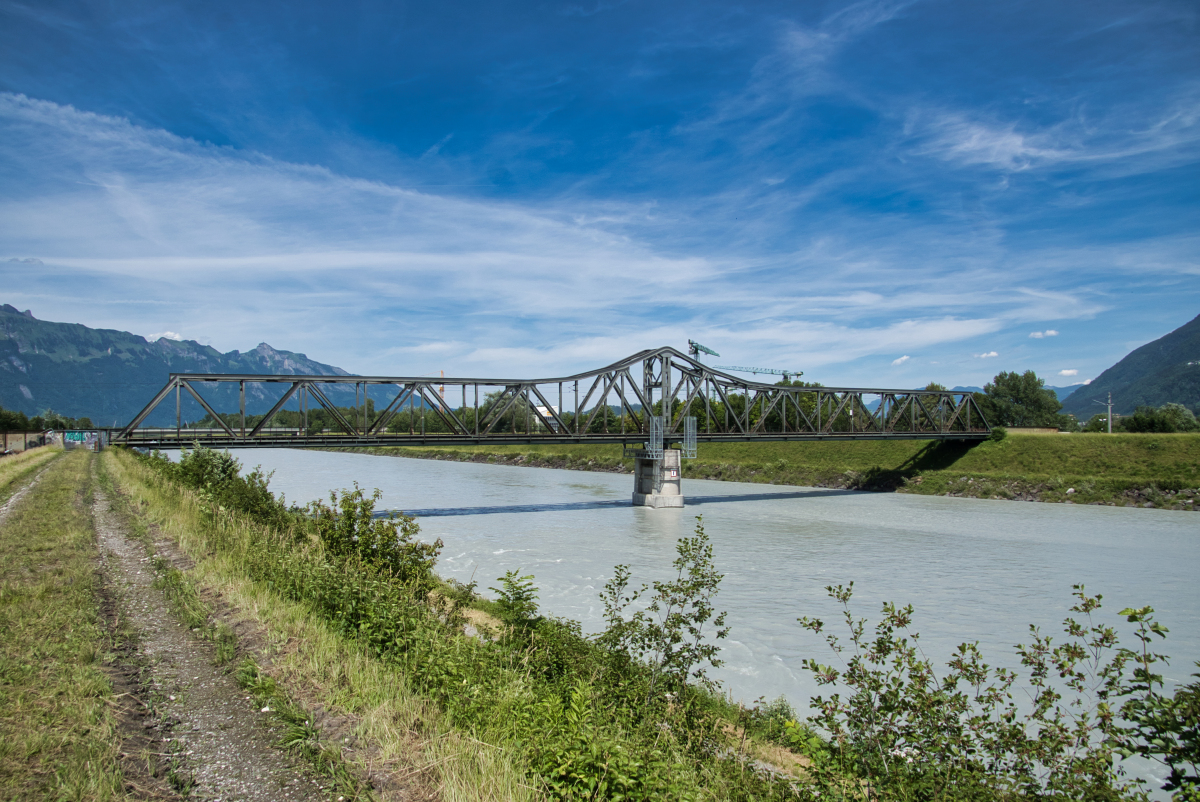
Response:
[148,331,184,341]
[0,92,1183,387]
[916,116,1068,171]
[1029,329,1059,338]
[891,355,910,366]
[1058,369,1078,376]
[975,351,999,358]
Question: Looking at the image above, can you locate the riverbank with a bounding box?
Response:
[325,433,1200,510]
[7,445,1195,799]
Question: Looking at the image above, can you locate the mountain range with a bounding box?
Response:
[0,304,354,426]
[1062,312,1200,417]
[950,385,1083,401]
[2,303,1197,427]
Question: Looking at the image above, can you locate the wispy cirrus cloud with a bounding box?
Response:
[907,84,1200,176]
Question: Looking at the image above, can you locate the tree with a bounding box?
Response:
[1123,403,1198,433]
[975,370,1063,428]
[924,382,948,392]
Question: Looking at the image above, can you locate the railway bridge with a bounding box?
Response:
[115,346,990,507]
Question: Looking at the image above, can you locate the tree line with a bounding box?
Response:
[968,371,1199,433]
[0,404,95,432]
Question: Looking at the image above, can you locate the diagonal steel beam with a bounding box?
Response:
[249,381,301,436]
[670,374,706,433]
[306,384,358,435]
[710,379,746,434]
[182,380,237,437]
[752,389,787,433]
[417,385,469,434]
[481,386,522,435]
[118,378,178,439]
[789,388,818,432]
[368,384,415,435]
[823,392,853,433]
[581,373,617,434]
[576,373,606,421]
[529,384,569,434]
[913,395,939,431]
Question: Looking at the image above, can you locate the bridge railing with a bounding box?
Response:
[113,347,990,447]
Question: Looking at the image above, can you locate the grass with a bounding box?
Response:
[337,432,1200,508]
[0,444,61,504]
[0,450,130,800]
[107,448,815,799]
[100,447,537,802]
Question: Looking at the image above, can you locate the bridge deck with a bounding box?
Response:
[119,430,989,450]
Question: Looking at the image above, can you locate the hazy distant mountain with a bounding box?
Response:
[0,304,356,426]
[951,385,1083,401]
[1063,313,1200,416]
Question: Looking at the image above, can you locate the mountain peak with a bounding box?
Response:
[0,307,357,422]
[1,304,36,319]
[1063,313,1200,415]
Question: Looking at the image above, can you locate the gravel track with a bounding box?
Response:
[93,481,334,802]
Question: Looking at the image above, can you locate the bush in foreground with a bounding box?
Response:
[133,445,1198,800]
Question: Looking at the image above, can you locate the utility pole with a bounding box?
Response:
[1093,392,1114,433]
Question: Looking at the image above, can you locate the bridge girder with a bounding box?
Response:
[114,346,991,448]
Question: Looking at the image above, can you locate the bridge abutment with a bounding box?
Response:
[632,449,684,508]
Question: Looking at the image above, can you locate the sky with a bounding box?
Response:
[1,0,1197,387]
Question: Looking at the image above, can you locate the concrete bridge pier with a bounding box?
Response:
[632,449,684,508]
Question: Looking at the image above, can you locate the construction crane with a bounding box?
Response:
[688,339,720,359]
[713,365,804,382]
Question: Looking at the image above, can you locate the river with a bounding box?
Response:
[212,448,1197,790]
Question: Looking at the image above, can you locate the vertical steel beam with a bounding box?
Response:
[239,380,245,437]
[662,355,672,431]
[175,379,181,437]
[474,384,479,436]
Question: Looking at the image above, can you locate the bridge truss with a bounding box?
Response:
[114,346,990,449]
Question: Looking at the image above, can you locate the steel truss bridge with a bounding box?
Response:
[114,346,991,450]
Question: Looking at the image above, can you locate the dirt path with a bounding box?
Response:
[0,459,54,526]
[93,481,335,801]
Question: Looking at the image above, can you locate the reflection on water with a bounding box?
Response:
[202,447,1196,792]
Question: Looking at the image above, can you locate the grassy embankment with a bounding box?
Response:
[0,449,132,800]
[337,432,1200,509]
[106,446,821,800]
[99,447,536,801]
[0,444,60,504]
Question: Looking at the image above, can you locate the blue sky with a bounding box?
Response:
[1,0,1197,386]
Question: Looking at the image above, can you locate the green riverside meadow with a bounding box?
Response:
[339,432,1200,510]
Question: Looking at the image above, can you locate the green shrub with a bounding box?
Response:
[797,583,1188,801]
[490,569,540,626]
[598,516,730,702]
[307,483,441,593]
